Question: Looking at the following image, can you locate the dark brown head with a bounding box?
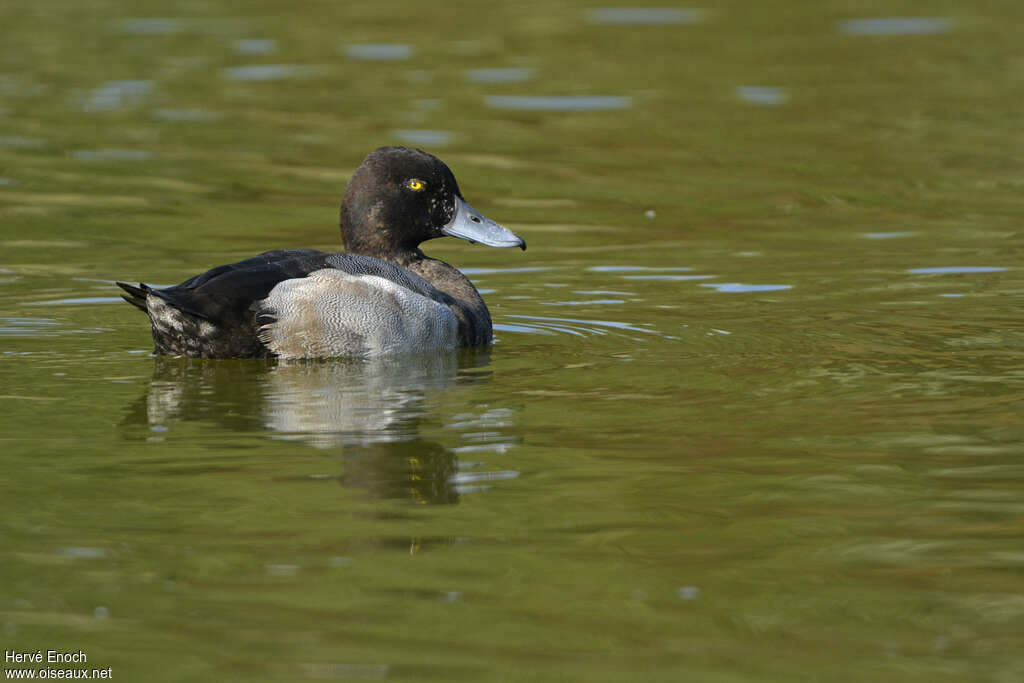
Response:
[340,146,525,259]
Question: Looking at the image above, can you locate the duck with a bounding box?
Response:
[117,146,526,359]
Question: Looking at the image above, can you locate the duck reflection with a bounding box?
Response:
[123,348,514,504]
[263,352,463,448]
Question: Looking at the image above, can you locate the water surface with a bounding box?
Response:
[2,2,1023,682]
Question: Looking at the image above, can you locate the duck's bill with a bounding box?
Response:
[442,196,526,250]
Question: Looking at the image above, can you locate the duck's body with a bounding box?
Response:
[117,147,525,359]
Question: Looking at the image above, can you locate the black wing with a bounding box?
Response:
[120,249,450,325]
[136,249,332,323]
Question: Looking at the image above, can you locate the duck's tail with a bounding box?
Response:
[116,281,150,312]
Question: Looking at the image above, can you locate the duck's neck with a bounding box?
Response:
[399,251,493,347]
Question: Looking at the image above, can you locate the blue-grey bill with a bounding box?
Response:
[442,196,526,250]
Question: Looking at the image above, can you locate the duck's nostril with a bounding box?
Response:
[470,215,481,223]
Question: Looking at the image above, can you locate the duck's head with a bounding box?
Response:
[340,146,526,259]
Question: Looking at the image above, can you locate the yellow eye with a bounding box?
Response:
[406,179,425,191]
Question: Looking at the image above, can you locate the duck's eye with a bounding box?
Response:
[406,179,426,192]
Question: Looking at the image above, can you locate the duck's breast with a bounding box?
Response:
[257,269,458,359]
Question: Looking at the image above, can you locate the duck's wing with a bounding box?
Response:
[119,249,449,325]
[116,249,329,323]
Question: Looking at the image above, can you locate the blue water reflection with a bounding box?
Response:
[735,86,788,107]
[0,317,59,336]
[493,323,558,336]
[391,129,454,146]
[623,274,715,281]
[907,267,1006,274]
[461,266,554,276]
[0,136,47,149]
[233,38,277,55]
[574,290,634,296]
[222,65,323,82]
[77,80,153,112]
[26,297,124,306]
[344,44,414,61]
[152,108,221,122]
[839,18,954,36]
[505,314,660,336]
[588,266,692,272]
[465,68,534,84]
[117,17,245,35]
[485,96,632,111]
[864,232,914,239]
[700,282,792,292]
[542,299,625,306]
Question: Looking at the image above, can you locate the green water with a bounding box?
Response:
[2,1,1024,681]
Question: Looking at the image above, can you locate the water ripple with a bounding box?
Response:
[907,267,1007,274]
[735,86,788,107]
[25,296,123,306]
[0,317,58,336]
[623,274,715,281]
[233,39,277,55]
[495,322,577,337]
[344,44,413,61]
[0,136,47,149]
[391,129,454,146]
[465,68,534,84]
[700,283,792,293]
[589,266,693,273]
[864,232,915,239]
[485,96,632,111]
[152,108,221,122]
[839,17,954,36]
[541,299,625,306]
[117,18,247,36]
[462,266,554,276]
[222,65,323,82]
[76,80,153,112]
[502,314,660,337]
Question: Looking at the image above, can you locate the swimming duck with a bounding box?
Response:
[117,146,526,359]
